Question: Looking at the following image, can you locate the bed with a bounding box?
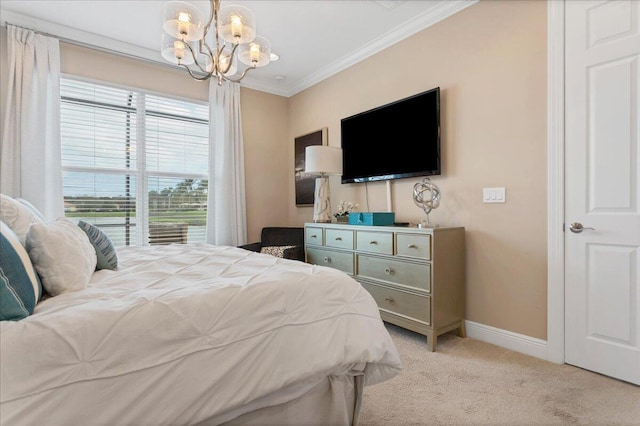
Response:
[0,242,402,425]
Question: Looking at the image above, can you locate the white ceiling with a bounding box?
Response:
[0,0,476,97]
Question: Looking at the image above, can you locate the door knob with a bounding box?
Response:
[569,222,595,233]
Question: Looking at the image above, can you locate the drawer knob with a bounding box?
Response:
[384,267,393,275]
[408,244,417,248]
[335,237,342,241]
[384,297,394,303]
[369,241,378,245]
[323,256,330,263]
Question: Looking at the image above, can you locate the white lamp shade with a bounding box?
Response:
[238,35,271,67]
[218,4,256,44]
[161,34,195,65]
[163,1,205,41]
[305,146,343,175]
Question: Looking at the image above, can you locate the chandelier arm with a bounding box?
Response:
[212,0,223,72]
[184,40,212,74]
[220,64,256,83]
[179,63,213,81]
[202,0,216,41]
[219,42,239,74]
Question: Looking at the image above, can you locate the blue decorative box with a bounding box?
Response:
[348,212,395,226]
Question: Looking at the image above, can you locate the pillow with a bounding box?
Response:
[25,217,97,297]
[77,220,118,270]
[0,194,45,245]
[260,245,296,258]
[15,198,47,222]
[0,221,43,321]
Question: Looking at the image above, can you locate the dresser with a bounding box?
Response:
[304,223,465,351]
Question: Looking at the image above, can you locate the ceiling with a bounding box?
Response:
[0,0,476,97]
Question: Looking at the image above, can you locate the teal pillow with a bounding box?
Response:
[77,220,118,270]
[0,221,43,321]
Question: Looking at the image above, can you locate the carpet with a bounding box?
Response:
[359,324,640,425]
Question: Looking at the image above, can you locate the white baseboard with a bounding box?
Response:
[465,320,548,360]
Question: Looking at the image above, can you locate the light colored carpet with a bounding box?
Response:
[360,324,640,425]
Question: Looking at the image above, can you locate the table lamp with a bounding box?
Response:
[305,146,343,223]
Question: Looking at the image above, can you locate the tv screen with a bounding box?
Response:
[341,87,440,184]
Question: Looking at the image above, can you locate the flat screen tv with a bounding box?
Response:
[341,87,440,184]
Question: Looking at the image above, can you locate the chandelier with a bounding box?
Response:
[161,0,272,84]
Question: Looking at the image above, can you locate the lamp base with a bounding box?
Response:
[312,176,332,223]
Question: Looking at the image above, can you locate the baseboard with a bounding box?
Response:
[464,320,548,360]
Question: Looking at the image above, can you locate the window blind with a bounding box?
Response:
[60,78,209,247]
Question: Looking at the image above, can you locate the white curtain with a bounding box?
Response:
[206,81,247,246]
[1,25,63,221]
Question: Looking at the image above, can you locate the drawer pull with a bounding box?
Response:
[335,237,342,241]
[310,235,317,238]
[384,297,394,303]
[407,244,417,248]
[369,241,378,245]
[323,256,330,263]
[384,267,394,275]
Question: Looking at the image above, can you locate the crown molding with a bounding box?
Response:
[285,0,479,97]
[1,10,167,66]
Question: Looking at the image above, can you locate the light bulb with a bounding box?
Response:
[231,15,243,39]
[177,12,191,37]
[173,40,185,60]
[249,43,260,63]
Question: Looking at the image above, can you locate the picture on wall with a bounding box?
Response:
[295,128,328,206]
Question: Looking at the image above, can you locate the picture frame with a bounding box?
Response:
[294,127,328,206]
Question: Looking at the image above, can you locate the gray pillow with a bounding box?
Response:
[77,220,118,271]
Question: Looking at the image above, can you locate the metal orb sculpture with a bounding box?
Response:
[413,177,441,225]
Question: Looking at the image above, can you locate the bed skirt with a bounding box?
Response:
[196,374,364,426]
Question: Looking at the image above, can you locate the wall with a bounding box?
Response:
[287,0,548,339]
[241,88,289,243]
[0,30,289,244]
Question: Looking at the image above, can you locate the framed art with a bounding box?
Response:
[294,127,327,206]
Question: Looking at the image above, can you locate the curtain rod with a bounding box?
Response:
[2,21,188,74]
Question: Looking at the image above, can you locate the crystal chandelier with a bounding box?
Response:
[161,0,272,84]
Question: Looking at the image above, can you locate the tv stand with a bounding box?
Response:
[304,222,466,351]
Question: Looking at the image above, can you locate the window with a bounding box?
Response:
[60,78,209,247]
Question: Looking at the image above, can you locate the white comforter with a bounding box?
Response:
[0,244,401,425]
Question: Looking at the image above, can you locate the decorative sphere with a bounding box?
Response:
[413,177,441,215]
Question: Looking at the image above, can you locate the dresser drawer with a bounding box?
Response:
[356,231,393,255]
[396,233,431,260]
[361,281,431,325]
[305,227,324,246]
[306,247,354,275]
[325,228,354,250]
[357,254,431,293]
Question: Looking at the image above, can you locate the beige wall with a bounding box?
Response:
[60,44,208,101]
[287,0,548,339]
[241,88,289,242]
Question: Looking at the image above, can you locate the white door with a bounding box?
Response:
[565,0,640,386]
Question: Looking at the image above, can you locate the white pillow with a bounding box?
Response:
[25,217,97,296]
[0,194,45,245]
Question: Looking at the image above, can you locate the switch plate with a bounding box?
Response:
[483,187,506,203]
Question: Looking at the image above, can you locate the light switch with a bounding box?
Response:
[483,187,506,203]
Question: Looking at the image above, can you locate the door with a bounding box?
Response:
[565,0,640,385]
